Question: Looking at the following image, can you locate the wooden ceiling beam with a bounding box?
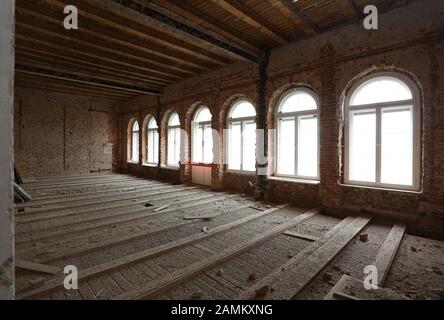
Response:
[71,0,229,66]
[15,44,170,87]
[15,26,179,84]
[16,64,162,95]
[280,0,318,35]
[268,0,317,35]
[150,0,263,55]
[18,0,213,73]
[16,75,136,99]
[335,0,360,20]
[16,60,163,93]
[15,13,189,81]
[16,81,131,101]
[16,50,164,90]
[85,0,256,62]
[209,0,289,45]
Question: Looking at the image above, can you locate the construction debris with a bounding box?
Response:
[359,233,368,242]
[254,285,269,297]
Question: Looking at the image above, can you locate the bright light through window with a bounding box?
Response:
[147,118,158,165]
[227,100,256,172]
[131,121,139,162]
[167,113,180,166]
[276,89,318,179]
[192,107,213,164]
[346,74,419,189]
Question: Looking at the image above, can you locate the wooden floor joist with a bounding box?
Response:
[115,208,317,300]
[323,223,406,300]
[21,176,140,190]
[237,215,372,300]
[16,188,199,223]
[17,193,238,245]
[15,260,60,275]
[17,204,292,299]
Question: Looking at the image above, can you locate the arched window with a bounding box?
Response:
[345,73,420,190]
[276,88,319,179]
[167,113,181,167]
[192,107,213,164]
[130,120,139,163]
[227,100,256,172]
[146,117,159,165]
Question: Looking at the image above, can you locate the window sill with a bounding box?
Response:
[226,170,255,176]
[340,183,422,194]
[268,176,320,185]
[161,165,180,171]
[127,161,139,165]
[143,163,158,168]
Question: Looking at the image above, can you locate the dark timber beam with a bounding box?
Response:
[255,50,270,200]
[15,64,162,95]
[210,0,289,45]
[335,0,360,20]
[280,0,319,35]
[97,0,257,62]
[150,0,262,55]
[268,0,317,36]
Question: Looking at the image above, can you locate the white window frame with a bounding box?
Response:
[226,99,256,174]
[192,106,213,165]
[274,87,320,181]
[167,113,181,168]
[344,72,421,191]
[129,120,139,163]
[146,117,159,166]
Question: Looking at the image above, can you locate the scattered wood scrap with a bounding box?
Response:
[284,230,319,241]
[16,260,60,275]
[14,182,32,202]
[153,205,170,212]
[183,213,221,220]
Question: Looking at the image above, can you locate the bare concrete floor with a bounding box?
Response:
[14,174,444,300]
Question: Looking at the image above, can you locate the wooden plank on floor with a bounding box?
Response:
[16,188,199,223]
[17,204,290,299]
[237,215,372,300]
[284,230,319,241]
[17,193,239,245]
[115,209,317,300]
[323,274,410,300]
[15,260,60,275]
[373,224,406,286]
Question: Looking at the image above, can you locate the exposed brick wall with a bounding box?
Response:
[14,87,119,179]
[117,2,444,236]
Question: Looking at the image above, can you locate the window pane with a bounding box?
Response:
[298,115,318,177]
[381,107,413,186]
[168,128,179,166]
[194,107,212,122]
[192,125,203,163]
[203,124,213,164]
[349,109,376,182]
[228,122,241,170]
[147,130,158,164]
[132,121,139,131]
[229,101,256,118]
[175,128,181,165]
[280,91,317,113]
[132,132,139,162]
[350,77,413,106]
[242,121,256,171]
[148,118,157,129]
[168,113,180,126]
[277,117,295,175]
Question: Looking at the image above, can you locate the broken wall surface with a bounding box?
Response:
[14,87,119,179]
[0,0,15,300]
[117,1,444,237]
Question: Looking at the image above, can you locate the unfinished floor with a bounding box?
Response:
[14,174,444,300]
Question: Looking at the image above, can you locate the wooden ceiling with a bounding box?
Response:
[15,0,412,102]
